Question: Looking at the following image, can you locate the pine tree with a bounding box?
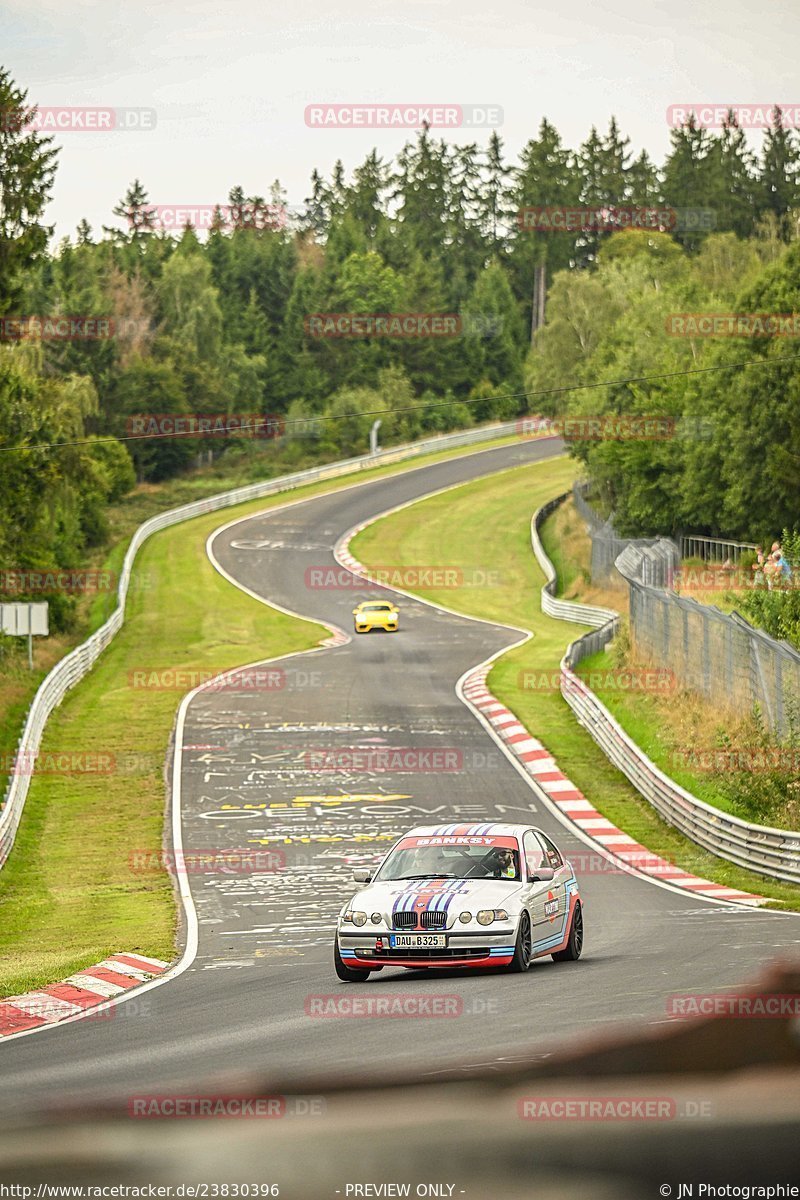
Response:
[391,125,453,264]
[626,150,662,206]
[108,179,157,242]
[349,150,390,243]
[302,168,331,237]
[508,118,582,328]
[480,132,511,254]
[759,107,800,237]
[708,114,757,238]
[662,117,716,248]
[0,67,58,313]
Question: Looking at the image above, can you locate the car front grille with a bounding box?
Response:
[420,910,447,930]
[392,910,448,930]
[392,912,418,930]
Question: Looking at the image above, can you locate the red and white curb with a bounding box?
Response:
[0,953,169,1036]
[462,666,763,906]
[336,535,368,578]
[338,524,764,908]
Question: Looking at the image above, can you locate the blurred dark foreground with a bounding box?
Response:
[2,962,800,1200]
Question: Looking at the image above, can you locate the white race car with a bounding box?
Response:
[334,822,582,981]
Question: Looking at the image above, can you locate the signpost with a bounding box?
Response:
[0,603,49,669]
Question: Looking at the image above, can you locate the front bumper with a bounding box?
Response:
[338,929,516,969]
[355,621,398,632]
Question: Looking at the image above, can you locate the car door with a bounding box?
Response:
[534,831,570,944]
[522,830,549,933]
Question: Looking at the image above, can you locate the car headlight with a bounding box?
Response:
[458,911,472,923]
[344,910,368,926]
[370,913,382,924]
[477,909,509,925]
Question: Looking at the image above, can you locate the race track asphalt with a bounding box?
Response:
[2,436,798,1116]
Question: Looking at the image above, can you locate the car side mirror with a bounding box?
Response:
[352,609,359,615]
[352,868,373,883]
[529,866,555,883]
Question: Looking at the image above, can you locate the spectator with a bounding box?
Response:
[764,554,778,590]
[776,549,792,584]
[752,546,766,587]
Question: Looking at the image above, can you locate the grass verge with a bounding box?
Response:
[351,459,800,910]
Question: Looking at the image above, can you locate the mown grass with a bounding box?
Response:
[352,459,800,909]
[0,430,525,996]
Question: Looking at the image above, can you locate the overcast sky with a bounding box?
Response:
[4,0,799,240]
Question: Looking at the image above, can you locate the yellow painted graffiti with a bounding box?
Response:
[220,793,410,812]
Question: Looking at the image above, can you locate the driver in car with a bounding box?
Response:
[485,847,518,879]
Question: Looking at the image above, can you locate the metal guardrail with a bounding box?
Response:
[532,494,800,885]
[531,493,618,631]
[0,419,528,870]
[681,534,757,562]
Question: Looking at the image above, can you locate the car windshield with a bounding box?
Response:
[361,602,392,610]
[374,836,521,882]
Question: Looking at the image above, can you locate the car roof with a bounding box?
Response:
[400,822,545,841]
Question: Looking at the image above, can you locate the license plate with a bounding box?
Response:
[389,934,446,948]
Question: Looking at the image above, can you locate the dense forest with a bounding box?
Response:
[2,63,800,630]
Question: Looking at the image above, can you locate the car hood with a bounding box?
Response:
[348,877,521,919]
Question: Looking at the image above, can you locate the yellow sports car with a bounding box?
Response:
[352,599,399,633]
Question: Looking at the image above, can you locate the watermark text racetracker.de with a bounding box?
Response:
[0,750,116,776]
[0,316,150,341]
[127,666,289,692]
[305,993,498,1018]
[517,206,716,233]
[517,1095,713,1121]
[305,566,502,589]
[129,848,286,875]
[303,747,489,772]
[304,103,502,128]
[516,415,675,441]
[0,569,121,595]
[304,313,503,338]
[667,102,800,128]
[0,105,156,132]
[305,313,460,338]
[519,667,677,694]
[667,993,800,1018]
[127,1094,324,1119]
[666,313,800,337]
[670,747,800,773]
[138,203,286,232]
[125,414,285,439]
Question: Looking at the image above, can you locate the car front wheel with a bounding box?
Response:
[334,935,371,982]
[508,910,532,973]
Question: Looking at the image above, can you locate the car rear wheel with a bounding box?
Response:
[508,911,532,973]
[552,900,583,962]
[334,936,371,982]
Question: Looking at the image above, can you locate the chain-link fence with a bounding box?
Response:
[573,483,800,736]
[572,482,679,586]
[619,565,800,736]
[534,495,800,882]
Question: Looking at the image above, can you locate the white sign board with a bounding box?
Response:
[0,602,49,636]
